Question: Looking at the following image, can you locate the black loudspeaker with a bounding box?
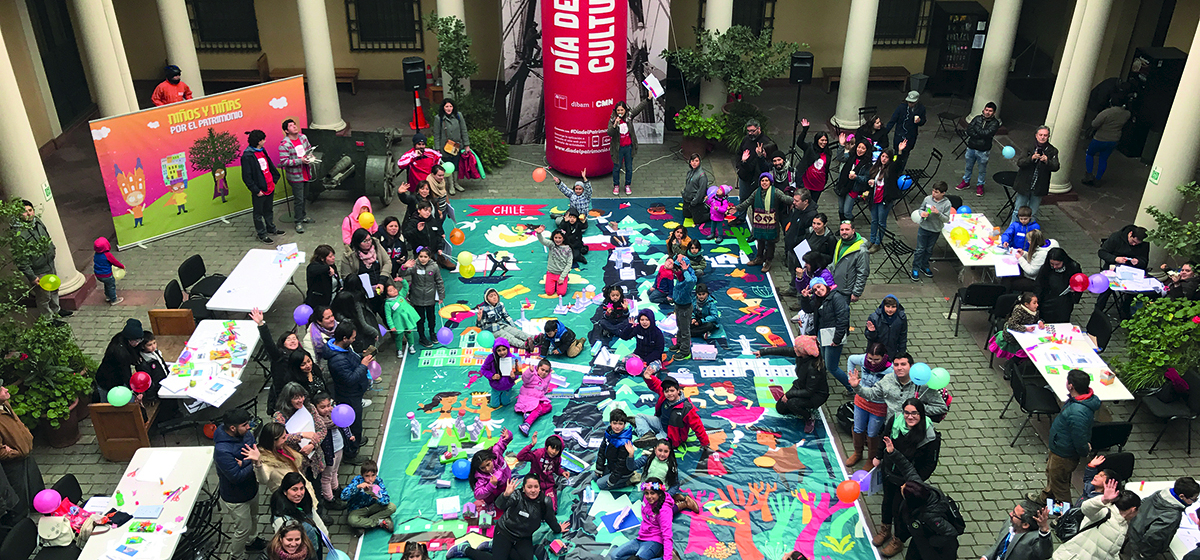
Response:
[790,52,814,85]
[403,57,426,92]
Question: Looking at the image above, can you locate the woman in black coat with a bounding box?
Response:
[835,139,873,223]
[251,309,303,412]
[864,147,906,253]
[288,349,331,400]
[330,280,379,353]
[448,474,569,560]
[873,398,944,558]
[1034,247,1083,324]
[305,245,340,308]
[95,318,145,397]
[856,115,890,151]
[756,334,829,433]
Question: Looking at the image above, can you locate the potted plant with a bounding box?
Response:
[662,26,800,106]
[1114,296,1200,391]
[674,104,725,155]
[0,197,96,446]
[428,12,480,102]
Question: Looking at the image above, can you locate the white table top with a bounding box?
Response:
[1008,323,1135,402]
[940,213,1004,268]
[207,248,305,312]
[79,447,215,560]
[1132,480,1200,560]
[159,320,260,406]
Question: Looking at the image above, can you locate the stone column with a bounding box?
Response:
[100,0,139,111]
[70,0,132,116]
[0,25,85,294]
[698,0,733,114]
[1045,0,1088,130]
[1048,0,1114,194]
[435,0,469,96]
[156,0,205,97]
[1136,17,1200,264]
[971,0,1022,115]
[832,0,881,128]
[297,0,346,130]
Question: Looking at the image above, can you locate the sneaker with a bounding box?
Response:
[761,261,771,273]
[446,543,470,559]
[781,286,797,297]
[108,297,124,305]
[246,538,268,552]
[259,236,274,244]
[519,423,531,436]
[408,344,417,354]
[633,433,658,449]
[57,310,74,318]
[419,336,432,347]
[397,346,404,358]
[911,270,920,282]
[344,455,363,465]
[868,243,881,254]
[325,497,348,510]
[922,267,933,278]
[625,186,632,195]
[955,180,968,190]
[976,184,984,197]
[804,419,816,433]
[613,186,620,195]
[362,398,373,408]
[1081,173,1096,185]
[1025,491,1044,503]
[672,351,691,361]
[478,541,493,553]
[302,217,315,223]
[296,223,305,233]
[273,228,285,235]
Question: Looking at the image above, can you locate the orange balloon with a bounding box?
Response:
[836,480,861,503]
[533,167,547,183]
[450,228,465,245]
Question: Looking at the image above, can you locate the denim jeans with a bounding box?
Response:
[611,538,664,560]
[489,388,514,408]
[852,405,886,437]
[912,228,939,272]
[291,180,308,222]
[635,414,667,440]
[962,148,989,186]
[869,201,892,245]
[1012,193,1042,222]
[837,193,856,222]
[737,177,754,218]
[596,472,633,491]
[1085,140,1118,180]
[823,345,848,391]
[613,145,634,186]
[99,275,118,302]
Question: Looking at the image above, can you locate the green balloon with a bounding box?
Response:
[476,330,495,349]
[927,367,951,390]
[108,386,133,407]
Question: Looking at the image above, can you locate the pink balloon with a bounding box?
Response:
[33,489,61,514]
[625,355,645,376]
[368,360,383,380]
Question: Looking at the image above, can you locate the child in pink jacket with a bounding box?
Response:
[516,432,565,508]
[341,196,378,245]
[609,478,675,560]
[706,185,732,241]
[468,428,514,513]
[515,359,553,436]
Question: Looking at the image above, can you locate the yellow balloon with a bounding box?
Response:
[461,264,476,278]
[38,274,61,291]
[457,251,474,266]
[113,268,127,280]
[950,226,970,246]
[358,212,375,230]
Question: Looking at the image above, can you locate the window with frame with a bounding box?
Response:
[697,0,777,40]
[185,0,261,52]
[875,0,932,48]
[345,0,424,51]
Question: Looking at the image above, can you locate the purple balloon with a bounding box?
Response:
[378,324,387,337]
[293,304,314,326]
[1088,273,1110,294]
[437,327,454,345]
[332,404,356,428]
[368,360,383,380]
[850,469,871,484]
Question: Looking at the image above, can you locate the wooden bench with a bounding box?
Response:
[823,66,911,93]
[264,54,360,95]
[90,400,159,462]
[200,53,270,85]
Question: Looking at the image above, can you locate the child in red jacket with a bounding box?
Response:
[633,372,709,452]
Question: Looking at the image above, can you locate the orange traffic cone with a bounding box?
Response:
[409,90,429,131]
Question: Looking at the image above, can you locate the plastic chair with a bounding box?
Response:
[1001,363,1061,447]
[164,280,212,323]
[948,282,1007,336]
[1137,370,1200,455]
[177,255,226,299]
[0,517,36,560]
[52,474,83,504]
[946,195,964,210]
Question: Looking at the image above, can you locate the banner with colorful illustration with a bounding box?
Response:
[89,77,308,248]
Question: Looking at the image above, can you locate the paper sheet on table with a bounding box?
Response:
[84,496,111,513]
[1115,265,1144,281]
[159,375,191,396]
[792,239,812,263]
[642,75,664,98]
[1120,277,1163,292]
[994,255,1020,277]
[192,376,241,406]
[135,450,181,482]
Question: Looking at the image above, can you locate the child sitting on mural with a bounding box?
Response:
[340,458,396,535]
[529,319,584,358]
[690,283,721,341]
[595,409,636,490]
[647,258,676,305]
[516,432,566,508]
[479,337,518,408]
[616,309,665,377]
[475,287,530,346]
[398,248,445,347]
[515,359,554,436]
[685,240,707,277]
[622,438,701,514]
[553,208,589,267]
[591,285,630,345]
[468,428,514,514]
[634,372,710,453]
[382,279,420,356]
[665,225,693,259]
[552,167,593,215]
[535,225,574,297]
[608,478,676,560]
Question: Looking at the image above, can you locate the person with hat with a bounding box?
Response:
[278,119,315,233]
[885,91,926,172]
[0,378,43,525]
[755,335,829,433]
[800,276,851,392]
[152,65,193,107]
[729,172,792,273]
[95,318,147,401]
[397,133,443,187]
[551,167,593,216]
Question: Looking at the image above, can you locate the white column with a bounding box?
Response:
[70,0,132,116]
[16,0,62,137]
[1048,0,1114,194]
[156,0,205,97]
[698,0,733,114]
[1135,18,1200,264]
[971,0,1022,115]
[435,0,469,96]
[832,0,881,128]
[297,0,346,130]
[100,0,139,111]
[0,25,85,294]
[1045,0,1088,130]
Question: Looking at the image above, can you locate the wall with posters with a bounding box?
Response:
[88,77,307,248]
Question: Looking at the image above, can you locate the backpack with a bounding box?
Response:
[836,402,854,433]
[924,388,953,423]
[1054,506,1111,542]
[943,493,967,536]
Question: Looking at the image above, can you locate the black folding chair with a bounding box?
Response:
[936,96,964,139]
[172,489,224,560]
[879,229,916,282]
[952,123,969,159]
[1090,424,1133,453]
[948,282,1007,336]
[1085,309,1113,354]
[903,149,942,209]
[164,280,212,323]
[946,195,964,211]
[1132,370,1200,455]
[1001,362,1061,447]
[858,106,877,125]
[178,255,226,299]
[52,474,83,504]
[989,293,1020,367]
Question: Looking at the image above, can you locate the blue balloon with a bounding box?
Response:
[957,205,972,214]
[452,458,471,480]
[898,175,913,190]
[1002,146,1016,159]
[910,362,933,386]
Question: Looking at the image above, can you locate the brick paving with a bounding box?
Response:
[32,94,1198,560]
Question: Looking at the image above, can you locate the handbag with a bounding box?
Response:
[443,139,461,156]
[1055,506,1110,542]
[38,516,75,547]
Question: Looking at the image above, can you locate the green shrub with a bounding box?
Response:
[721,101,771,151]
[468,127,509,171]
[1114,296,1200,391]
[1144,181,1200,263]
[459,92,497,130]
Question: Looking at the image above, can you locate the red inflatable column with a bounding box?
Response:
[542,0,627,176]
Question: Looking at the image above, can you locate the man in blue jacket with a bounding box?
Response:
[885,91,926,173]
[1030,370,1100,504]
[324,322,372,464]
[213,409,265,560]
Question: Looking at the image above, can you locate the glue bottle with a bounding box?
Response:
[115,490,125,506]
